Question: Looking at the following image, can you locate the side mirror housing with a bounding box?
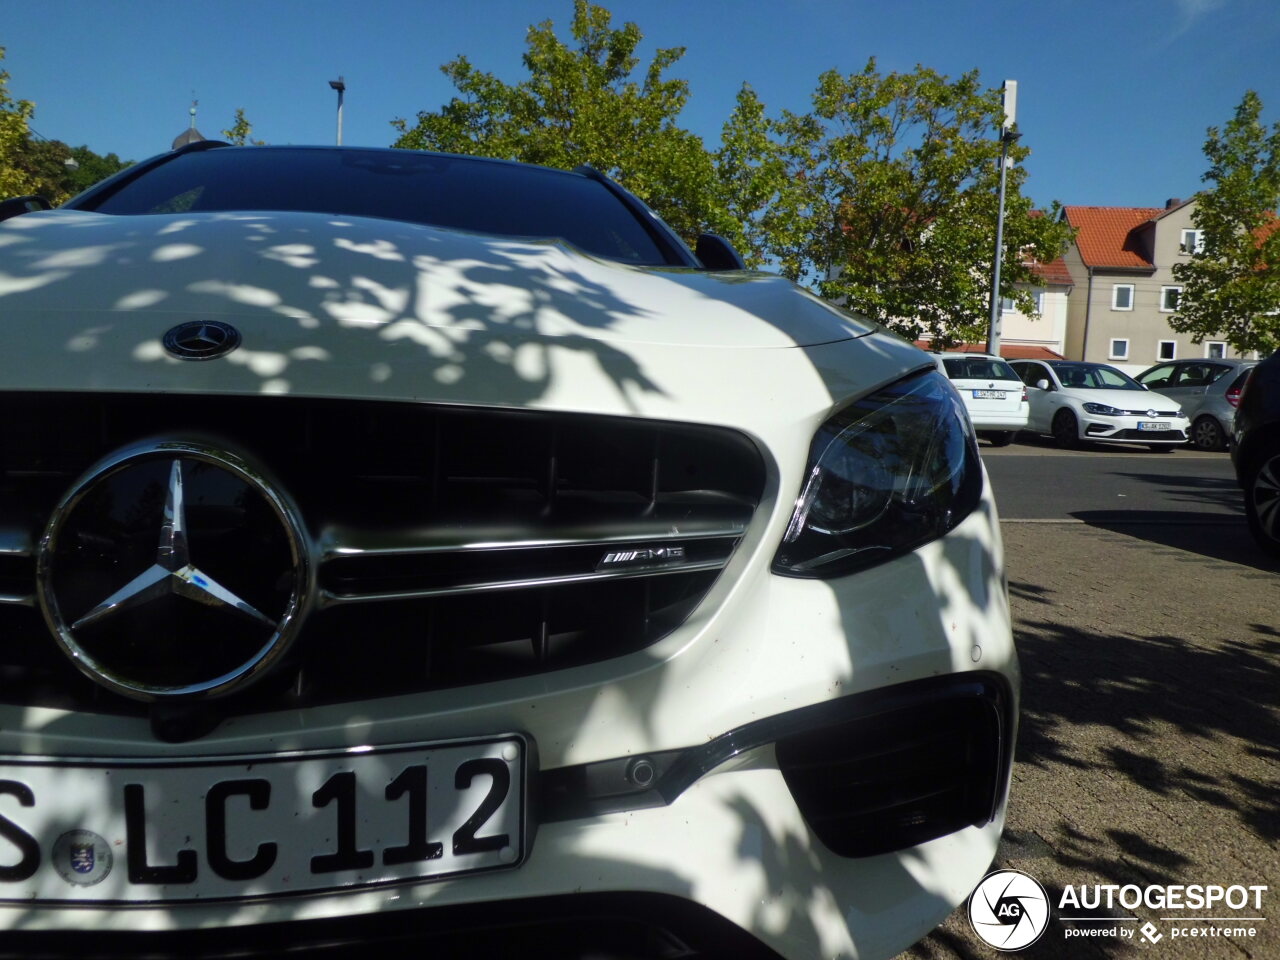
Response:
[1035,379,1052,391]
[0,195,52,223]
[695,233,746,272]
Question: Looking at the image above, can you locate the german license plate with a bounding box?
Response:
[972,390,1006,399]
[0,736,526,904]
[1138,421,1171,431]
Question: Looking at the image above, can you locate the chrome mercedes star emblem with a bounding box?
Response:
[37,441,310,701]
[73,461,275,632]
[162,320,242,360]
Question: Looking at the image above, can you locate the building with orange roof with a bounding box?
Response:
[990,253,1075,358]
[913,235,1075,360]
[1059,198,1261,370]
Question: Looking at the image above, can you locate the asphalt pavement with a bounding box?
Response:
[899,439,1279,960]
[982,439,1242,523]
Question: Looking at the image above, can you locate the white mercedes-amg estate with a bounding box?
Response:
[0,144,1018,960]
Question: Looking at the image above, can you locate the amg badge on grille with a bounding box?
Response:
[597,545,686,571]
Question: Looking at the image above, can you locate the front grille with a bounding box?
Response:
[0,394,764,722]
[1103,428,1188,441]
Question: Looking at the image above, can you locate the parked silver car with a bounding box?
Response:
[1135,358,1257,451]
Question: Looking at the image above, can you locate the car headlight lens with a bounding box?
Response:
[773,369,982,578]
[1083,402,1123,416]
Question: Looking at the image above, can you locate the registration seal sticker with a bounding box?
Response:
[52,829,113,887]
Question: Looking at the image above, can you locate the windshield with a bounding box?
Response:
[76,147,673,265]
[941,357,1019,381]
[1049,362,1144,390]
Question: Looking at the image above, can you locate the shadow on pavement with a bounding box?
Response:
[902,522,1279,959]
[1071,511,1278,573]
[1107,471,1245,514]
[1009,433,1202,456]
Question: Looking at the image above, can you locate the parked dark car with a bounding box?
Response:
[1231,351,1280,557]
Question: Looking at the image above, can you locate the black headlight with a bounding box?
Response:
[772,369,982,578]
[1082,402,1123,416]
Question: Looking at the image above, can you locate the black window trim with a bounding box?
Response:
[572,163,697,267]
[64,140,231,210]
[68,146,699,269]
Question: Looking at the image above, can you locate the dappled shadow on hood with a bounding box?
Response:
[0,211,678,410]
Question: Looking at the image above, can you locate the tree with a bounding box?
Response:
[0,48,129,203]
[391,0,741,249]
[715,61,1073,345]
[1170,91,1280,355]
[0,46,37,198]
[64,144,130,195]
[222,108,264,146]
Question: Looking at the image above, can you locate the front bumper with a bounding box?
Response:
[968,407,1030,433]
[1081,414,1188,443]
[0,476,1017,960]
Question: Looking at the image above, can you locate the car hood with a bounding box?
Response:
[0,209,874,350]
[1065,387,1181,413]
[0,208,929,445]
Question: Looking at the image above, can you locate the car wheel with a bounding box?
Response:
[984,431,1014,447]
[1244,451,1280,558]
[1051,410,1078,448]
[1191,415,1226,452]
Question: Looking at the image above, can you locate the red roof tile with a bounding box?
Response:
[1031,256,1073,285]
[1023,210,1073,285]
[1064,206,1164,269]
[914,341,1065,360]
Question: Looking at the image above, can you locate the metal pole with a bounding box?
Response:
[986,132,1012,356]
[986,80,1018,357]
[329,77,346,146]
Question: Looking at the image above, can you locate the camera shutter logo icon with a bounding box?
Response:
[968,869,1051,950]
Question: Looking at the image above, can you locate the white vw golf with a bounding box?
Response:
[0,144,1018,960]
[1010,359,1188,450]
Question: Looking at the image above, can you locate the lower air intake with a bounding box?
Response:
[776,674,1012,858]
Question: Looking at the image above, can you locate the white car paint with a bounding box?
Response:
[0,187,1016,959]
[933,353,1030,438]
[1011,359,1188,447]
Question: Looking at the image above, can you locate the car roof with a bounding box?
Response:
[204,143,593,179]
[1137,357,1257,372]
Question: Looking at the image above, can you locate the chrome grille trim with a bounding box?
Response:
[317,520,747,559]
[0,392,766,719]
[319,557,734,606]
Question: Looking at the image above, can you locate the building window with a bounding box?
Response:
[1000,296,1016,313]
[1033,290,1045,314]
[1109,338,1130,360]
[1205,341,1226,359]
[1180,229,1204,254]
[1112,284,1134,310]
[1160,286,1182,312]
[1158,340,1177,361]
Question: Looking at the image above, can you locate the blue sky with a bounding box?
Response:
[5,0,1278,209]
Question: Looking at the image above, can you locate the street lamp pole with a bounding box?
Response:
[986,80,1019,357]
[329,77,346,146]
